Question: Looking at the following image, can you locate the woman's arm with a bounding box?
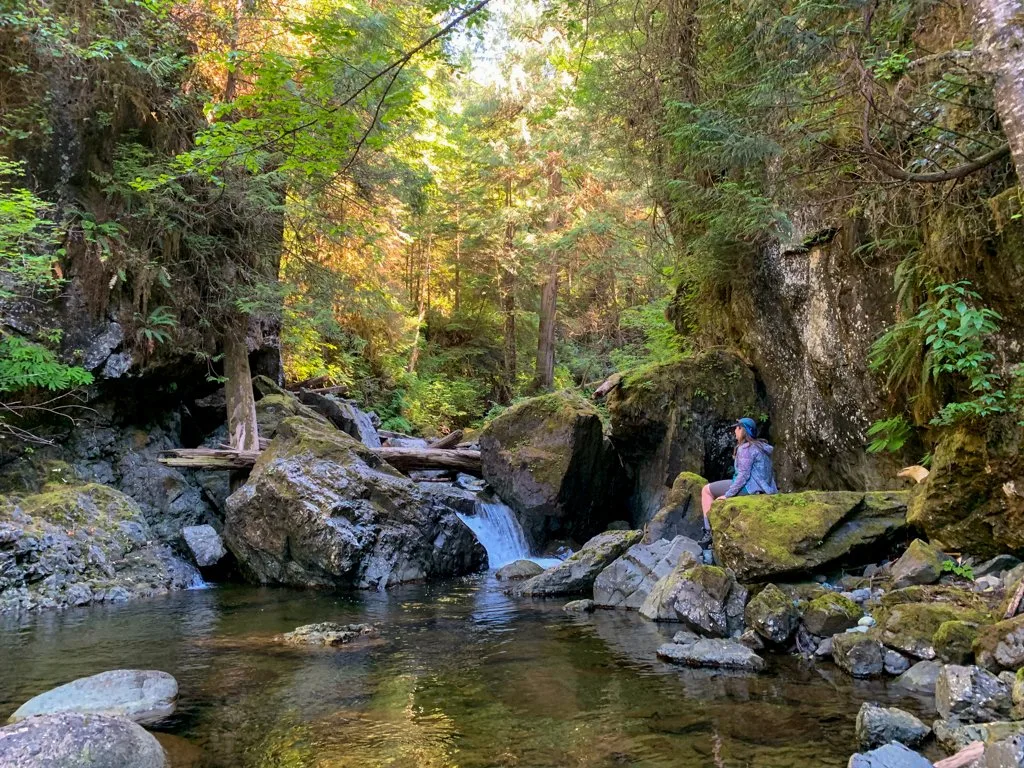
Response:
[723,445,753,498]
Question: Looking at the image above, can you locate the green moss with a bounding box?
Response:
[683,564,732,600]
[934,620,979,664]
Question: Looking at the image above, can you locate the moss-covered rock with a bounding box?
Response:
[934,620,980,665]
[480,391,622,547]
[878,585,990,613]
[974,615,1024,671]
[832,632,885,678]
[889,539,952,588]
[708,490,909,581]
[255,393,331,438]
[907,418,1024,559]
[803,592,863,636]
[606,350,764,523]
[645,472,707,543]
[515,529,642,597]
[880,603,989,661]
[639,561,747,637]
[745,584,798,644]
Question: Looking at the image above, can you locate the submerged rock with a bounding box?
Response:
[847,742,932,768]
[744,584,798,644]
[563,599,596,614]
[936,665,1012,723]
[593,536,701,609]
[833,633,885,679]
[855,703,930,750]
[889,539,951,589]
[8,669,177,726]
[803,592,863,636]
[516,530,642,597]
[224,417,486,590]
[281,623,378,647]
[708,491,909,581]
[656,638,765,672]
[639,562,746,638]
[0,712,168,768]
[495,560,544,581]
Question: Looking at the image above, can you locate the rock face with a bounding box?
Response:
[639,562,747,638]
[936,665,1012,723]
[479,392,620,547]
[181,525,227,569]
[495,560,544,581]
[803,593,863,636]
[907,419,1024,559]
[656,638,765,672]
[593,536,701,609]
[889,539,951,589]
[832,633,885,678]
[709,491,910,581]
[280,623,378,647]
[644,473,708,543]
[855,703,931,750]
[894,660,943,695]
[745,584,798,644]
[224,417,486,589]
[0,713,168,768]
[606,350,765,523]
[847,741,933,768]
[0,484,201,613]
[8,670,177,725]
[516,530,642,597]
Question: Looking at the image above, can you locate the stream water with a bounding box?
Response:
[0,576,935,768]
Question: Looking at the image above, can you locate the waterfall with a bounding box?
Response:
[457,499,561,570]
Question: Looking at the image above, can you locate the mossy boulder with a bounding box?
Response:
[606,350,764,523]
[934,620,980,665]
[255,393,332,438]
[744,583,798,644]
[645,472,707,543]
[832,632,886,678]
[974,615,1024,671]
[880,603,989,661]
[708,490,910,581]
[803,592,863,636]
[224,417,486,589]
[639,561,747,637]
[889,539,952,588]
[480,391,621,548]
[907,418,1024,559]
[515,529,642,597]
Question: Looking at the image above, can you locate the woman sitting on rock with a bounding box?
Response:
[699,417,778,547]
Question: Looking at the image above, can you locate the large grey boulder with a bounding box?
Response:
[593,536,701,609]
[936,665,1012,723]
[656,638,765,672]
[855,703,930,750]
[639,562,746,638]
[181,525,226,569]
[833,633,886,679]
[224,417,486,589]
[8,670,177,725]
[889,539,951,589]
[847,742,933,768]
[297,392,382,448]
[0,713,167,768]
[516,530,642,597]
[895,661,943,695]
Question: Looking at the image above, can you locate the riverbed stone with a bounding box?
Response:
[855,703,931,750]
[936,664,1012,723]
[894,661,942,695]
[656,638,765,672]
[224,417,486,590]
[639,562,745,637]
[563,599,596,613]
[804,592,864,636]
[745,584,798,644]
[847,741,933,768]
[516,530,642,597]
[934,620,980,665]
[833,633,886,678]
[280,622,378,647]
[593,536,701,609]
[708,490,909,582]
[889,539,951,589]
[975,616,1024,671]
[495,560,544,581]
[9,670,177,725]
[0,712,168,768]
[977,556,1023,579]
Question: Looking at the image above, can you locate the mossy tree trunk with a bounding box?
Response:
[224,316,259,456]
[533,155,564,393]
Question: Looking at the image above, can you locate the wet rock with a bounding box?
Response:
[480,391,619,548]
[639,562,745,638]
[0,712,167,768]
[516,530,642,597]
[181,525,226,569]
[975,616,1024,672]
[296,392,382,448]
[889,539,951,589]
[804,592,864,636]
[656,638,765,672]
[976,556,1022,579]
[933,719,1024,754]
[815,637,834,659]
[745,584,798,644]
[224,417,486,590]
[847,742,933,768]
[881,603,988,661]
[895,661,942,695]
[495,560,544,581]
[934,620,980,665]
[740,629,766,650]
[645,473,708,543]
[708,491,909,582]
[280,622,378,647]
[593,536,701,609]
[833,633,886,678]
[884,650,912,676]
[8,670,177,725]
[855,703,931,750]
[936,665,1012,723]
[984,734,1024,768]
[795,625,823,655]
[563,600,596,614]
[672,629,700,645]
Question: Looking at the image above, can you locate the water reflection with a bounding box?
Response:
[0,577,932,767]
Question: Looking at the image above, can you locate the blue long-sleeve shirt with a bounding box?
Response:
[724,442,779,498]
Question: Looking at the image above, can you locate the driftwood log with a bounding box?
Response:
[159,446,482,475]
[430,429,464,450]
[933,741,984,768]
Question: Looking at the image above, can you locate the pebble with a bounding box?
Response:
[850,588,872,603]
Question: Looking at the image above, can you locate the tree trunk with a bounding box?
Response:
[973,0,1024,182]
[454,201,462,312]
[224,318,259,457]
[532,157,564,393]
[407,234,431,374]
[498,178,517,403]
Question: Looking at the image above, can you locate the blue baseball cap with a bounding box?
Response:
[732,418,758,438]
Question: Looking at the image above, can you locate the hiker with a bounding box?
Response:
[699,417,778,547]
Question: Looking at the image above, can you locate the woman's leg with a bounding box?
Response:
[701,480,733,532]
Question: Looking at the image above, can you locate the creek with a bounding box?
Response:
[0,576,931,768]
[456,498,562,569]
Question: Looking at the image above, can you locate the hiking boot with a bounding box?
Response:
[698,530,713,548]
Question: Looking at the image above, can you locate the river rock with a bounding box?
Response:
[881,603,987,661]
[975,616,1024,671]
[281,622,378,647]
[934,620,980,664]
[884,650,912,676]
[936,665,1012,723]
[644,473,707,543]
[976,556,1022,579]
[181,525,227,569]
[495,560,544,581]
[933,719,1024,754]
[8,670,177,725]
[563,599,596,613]
[224,417,486,589]
[745,584,798,644]
[639,562,746,637]
[708,491,909,581]
[847,742,933,768]
[804,592,864,636]
[855,703,931,750]
[255,392,332,437]
[516,530,642,597]
[889,539,952,589]
[833,633,885,678]
[894,661,942,695]
[0,484,201,614]
[0,712,168,768]
[593,536,701,609]
[656,638,765,672]
[984,734,1024,768]
[479,391,617,548]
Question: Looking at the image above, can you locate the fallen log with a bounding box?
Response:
[159,447,260,470]
[287,374,328,391]
[159,446,482,475]
[934,741,984,768]
[430,429,464,450]
[592,372,623,400]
